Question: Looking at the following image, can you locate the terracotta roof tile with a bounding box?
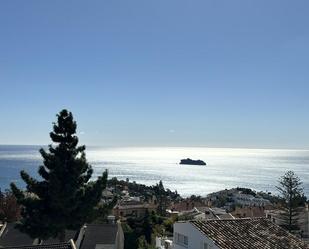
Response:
[190,218,309,249]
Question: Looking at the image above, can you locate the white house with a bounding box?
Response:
[232,193,271,207]
[173,221,218,249]
[173,218,308,249]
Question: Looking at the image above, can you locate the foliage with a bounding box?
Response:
[11,109,112,240]
[236,187,257,197]
[122,223,139,249]
[189,195,202,203]
[137,236,156,249]
[150,211,164,225]
[154,180,167,216]
[256,191,282,204]
[276,171,305,232]
[216,195,229,208]
[162,217,176,235]
[142,210,152,243]
[123,211,168,249]
[137,236,148,249]
[107,177,180,203]
[0,189,21,222]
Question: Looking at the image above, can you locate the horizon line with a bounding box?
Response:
[0,143,308,151]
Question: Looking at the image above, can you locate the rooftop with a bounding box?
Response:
[0,223,76,248]
[0,223,33,247]
[41,231,76,245]
[190,218,309,249]
[79,224,117,249]
[0,241,74,249]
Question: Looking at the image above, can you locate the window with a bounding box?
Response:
[174,232,188,247]
[202,242,213,249]
[184,236,188,245]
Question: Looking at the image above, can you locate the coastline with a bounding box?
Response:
[0,146,308,197]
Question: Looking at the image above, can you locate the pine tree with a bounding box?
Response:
[142,209,152,244]
[154,180,167,216]
[276,171,305,232]
[11,109,112,241]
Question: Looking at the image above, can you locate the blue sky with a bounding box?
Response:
[0,0,308,148]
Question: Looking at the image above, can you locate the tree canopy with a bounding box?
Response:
[0,189,21,222]
[11,109,112,240]
[154,180,167,216]
[276,170,306,232]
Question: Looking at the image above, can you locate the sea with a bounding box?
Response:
[0,145,308,197]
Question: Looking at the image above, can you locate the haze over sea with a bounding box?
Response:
[0,145,308,197]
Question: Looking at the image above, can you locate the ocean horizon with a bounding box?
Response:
[0,145,308,197]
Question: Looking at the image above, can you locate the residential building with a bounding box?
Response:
[231,193,271,207]
[113,198,156,219]
[165,210,179,219]
[0,223,34,247]
[0,222,124,249]
[196,207,234,220]
[101,189,114,202]
[77,222,124,249]
[170,200,206,212]
[173,218,309,249]
[177,207,234,221]
[0,223,76,248]
[232,206,268,218]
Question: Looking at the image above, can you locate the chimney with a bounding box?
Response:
[75,225,87,249]
[108,215,116,224]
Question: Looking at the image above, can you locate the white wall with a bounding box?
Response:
[173,222,219,249]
